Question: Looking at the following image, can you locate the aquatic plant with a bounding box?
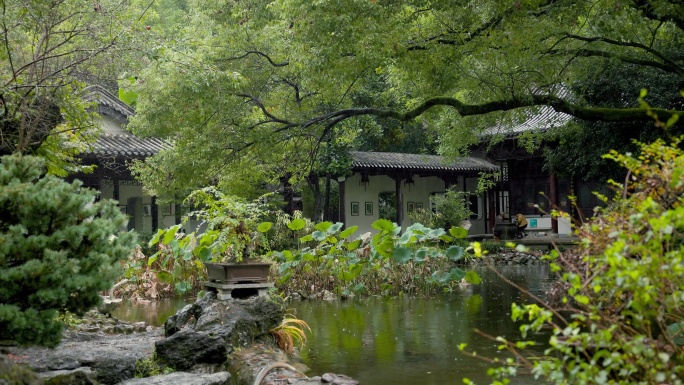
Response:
[271,219,483,298]
[270,314,311,355]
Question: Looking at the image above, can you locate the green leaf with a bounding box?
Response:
[439,235,453,243]
[399,231,413,245]
[449,267,467,281]
[406,223,429,233]
[414,248,427,263]
[431,271,452,284]
[666,323,684,345]
[148,229,165,247]
[314,221,333,231]
[427,228,446,238]
[156,271,172,284]
[340,263,363,281]
[391,246,413,263]
[353,283,367,294]
[449,226,468,239]
[465,270,482,285]
[328,222,343,234]
[147,252,159,266]
[346,239,362,251]
[300,234,314,242]
[162,225,180,244]
[288,218,306,231]
[446,246,465,262]
[175,281,191,294]
[372,219,395,232]
[312,231,326,241]
[340,225,358,239]
[257,222,273,232]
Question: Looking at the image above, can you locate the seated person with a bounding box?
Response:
[493,212,505,239]
[515,213,528,239]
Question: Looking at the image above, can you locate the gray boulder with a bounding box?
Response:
[4,329,162,385]
[118,371,231,385]
[155,292,284,372]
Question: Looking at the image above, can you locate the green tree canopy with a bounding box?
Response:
[129,0,684,197]
[0,0,153,175]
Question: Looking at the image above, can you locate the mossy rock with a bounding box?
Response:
[0,355,45,385]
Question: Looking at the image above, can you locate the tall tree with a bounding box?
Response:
[129,0,684,197]
[0,0,152,175]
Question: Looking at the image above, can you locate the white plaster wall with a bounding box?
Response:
[344,173,395,235]
[344,173,462,234]
[464,177,486,234]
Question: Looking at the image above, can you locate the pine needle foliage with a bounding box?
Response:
[0,154,136,347]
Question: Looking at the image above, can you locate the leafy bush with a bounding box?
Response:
[0,155,136,347]
[272,219,483,298]
[408,188,472,229]
[465,136,684,384]
[121,187,290,297]
[183,187,274,262]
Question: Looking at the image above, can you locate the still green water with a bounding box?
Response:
[113,264,554,384]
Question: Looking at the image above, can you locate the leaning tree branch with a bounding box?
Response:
[631,0,684,32]
[547,48,683,75]
[299,94,683,130]
[556,33,682,73]
[222,50,289,67]
[407,7,513,51]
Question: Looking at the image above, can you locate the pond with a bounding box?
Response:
[113,264,555,384]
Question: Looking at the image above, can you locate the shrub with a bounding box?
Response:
[465,136,684,384]
[408,188,472,229]
[0,155,136,347]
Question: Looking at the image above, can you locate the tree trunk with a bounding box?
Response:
[323,173,331,221]
[307,173,324,221]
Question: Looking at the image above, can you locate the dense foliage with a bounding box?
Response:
[0,0,151,174]
[272,219,482,298]
[120,188,314,298]
[465,136,684,384]
[0,155,136,347]
[128,0,684,198]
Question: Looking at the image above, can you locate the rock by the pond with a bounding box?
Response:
[228,344,359,385]
[4,328,162,385]
[118,371,231,385]
[0,354,45,385]
[155,291,285,372]
[41,368,98,385]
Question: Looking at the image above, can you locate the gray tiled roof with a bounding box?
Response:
[484,106,573,136]
[351,151,499,172]
[82,85,172,158]
[483,85,574,136]
[83,85,134,118]
[87,133,171,157]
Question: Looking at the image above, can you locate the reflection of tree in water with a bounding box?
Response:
[292,266,555,384]
[378,191,396,221]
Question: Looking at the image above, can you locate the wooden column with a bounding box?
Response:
[113,178,120,202]
[395,175,403,226]
[338,179,346,227]
[549,171,558,234]
[151,196,159,231]
[488,189,496,234]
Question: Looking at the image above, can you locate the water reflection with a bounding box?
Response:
[112,265,555,384]
[112,297,190,326]
[290,265,555,385]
